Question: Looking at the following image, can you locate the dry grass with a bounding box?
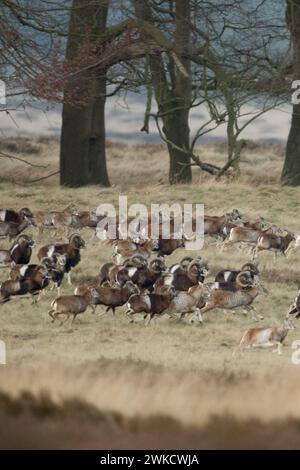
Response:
[1,137,300,449]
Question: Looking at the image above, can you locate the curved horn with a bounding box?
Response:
[187,258,204,271]
[236,271,253,288]
[16,234,32,242]
[20,208,33,218]
[131,254,148,265]
[180,256,194,269]
[69,232,82,240]
[123,255,146,267]
[241,262,259,274]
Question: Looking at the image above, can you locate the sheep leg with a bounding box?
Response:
[61,313,71,326]
[272,342,283,355]
[220,240,230,252]
[198,302,214,315]
[286,245,295,258]
[36,291,43,303]
[188,307,203,324]
[232,335,250,356]
[67,272,72,285]
[144,313,153,326]
[48,309,55,323]
[196,308,203,323]
[244,305,263,321]
[89,305,96,314]
[252,246,258,260]
[125,308,134,318]
[252,309,264,321]
[52,311,62,323]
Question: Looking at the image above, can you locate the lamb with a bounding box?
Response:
[233,318,295,355]
[253,231,295,258]
[48,288,100,325]
[72,211,100,229]
[34,204,79,236]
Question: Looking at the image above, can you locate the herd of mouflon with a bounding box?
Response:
[0,204,299,356]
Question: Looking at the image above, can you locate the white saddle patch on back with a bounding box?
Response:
[47,246,56,258]
[164,274,174,286]
[223,271,232,283]
[128,267,137,278]
[20,265,29,277]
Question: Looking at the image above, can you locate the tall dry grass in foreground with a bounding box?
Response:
[1,137,300,448]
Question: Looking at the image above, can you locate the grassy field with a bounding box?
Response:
[1,137,300,449]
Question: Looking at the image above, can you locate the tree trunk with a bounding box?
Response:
[281,0,300,186]
[60,0,110,187]
[163,108,191,184]
[165,0,192,184]
[134,0,192,185]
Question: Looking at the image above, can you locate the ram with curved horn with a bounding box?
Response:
[0,235,35,266]
[113,257,166,292]
[169,256,195,274]
[107,255,147,286]
[10,255,66,296]
[0,208,34,224]
[37,233,85,285]
[193,271,267,323]
[215,262,259,284]
[126,285,176,326]
[154,258,209,293]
